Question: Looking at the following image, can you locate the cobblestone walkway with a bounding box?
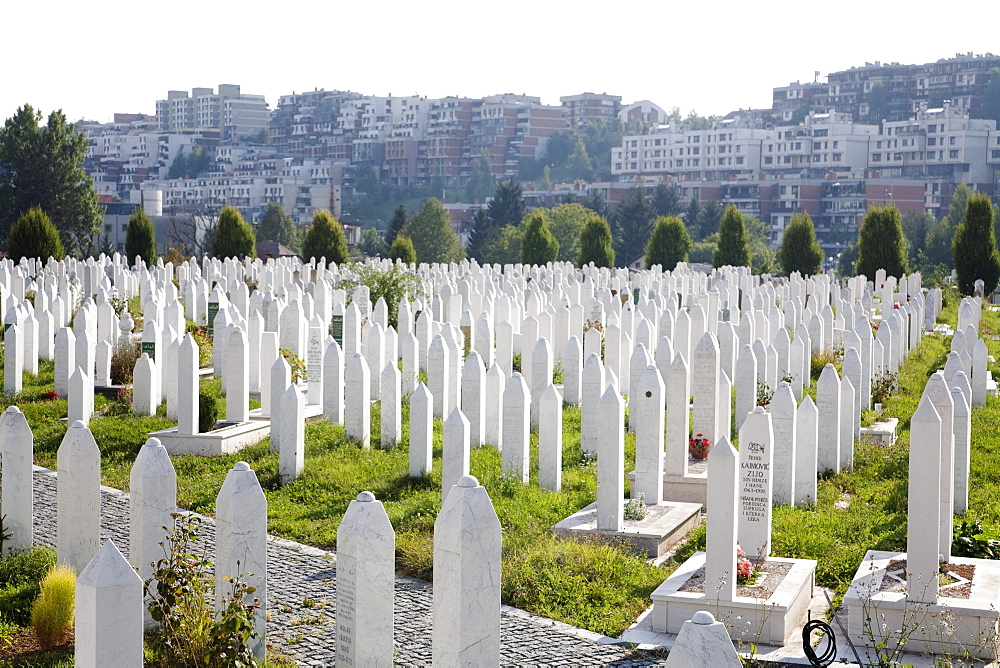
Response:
[32,470,664,666]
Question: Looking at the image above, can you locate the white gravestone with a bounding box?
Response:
[951,386,971,515]
[633,364,665,505]
[345,353,371,448]
[0,406,32,554]
[816,364,842,474]
[737,407,773,559]
[597,385,626,532]
[664,610,741,668]
[769,381,797,507]
[665,352,690,477]
[923,372,955,563]
[409,383,434,478]
[538,384,563,492]
[279,383,305,485]
[705,437,740,602]
[501,372,530,482]
[75,540,144,667]
[907,396,942,603]
[58,420,101,572]
[442,408,471,502]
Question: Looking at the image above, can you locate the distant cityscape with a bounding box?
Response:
[80,51,1000,257]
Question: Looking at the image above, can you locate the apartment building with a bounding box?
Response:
[155,85,269,137]
[559,92,622,130]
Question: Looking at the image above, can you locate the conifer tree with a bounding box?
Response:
[519,211,559,266]
[953,193,1000,296]
[612,186,654,266]
[125,207,156,267]
[301,209,349,265]
[211,206,256,259]
[855,204,907,279]
[712,204,750,268]
[644,216,691,270]
[385,204,408,247]
[7,206,64,264]
[778,212,823,276]
[577,214,614,268]
[256,201,299,249]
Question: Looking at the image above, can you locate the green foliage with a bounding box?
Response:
[487,179,526,229]
[696,200,725,240]
[199,391,218,433]
[745,214,777,274]
[519,211,559,266]
[651,183,683,217]
[211,207,256,260]
[855,205,908,280]
[612,186,654,266]
[644,216,691,270]
[255,201,299,250]
[359,227,386,257]
[335,264,424,330]
[279,348,307,384]
[407,198,464,264]
[953,193,1000,296]
[110,339,141,385]
[301,210,349,266]
[125,207,156,267]
[838,240,859,278]
[0,105,103,257]
[387,233,417,264]
[384,204,408,247]
[583,190,609,219]
[483,225,522,265]
[901,211,936,264]
[7,207,64,264]
[145,515,259,667]
[688,240,716,264]
[544,203,589,263]
[464,151,496,203]
[464,208,493,262]
[864,82,890,124]
[0,547,56,626]
[31,564,75,650]
[779,212,823,276]
[167,146,212,180]
[952,520,1000,560]
[577,214,614,268]
[870,371,898,407]
[623,495,648,521]
[712,204,750,268]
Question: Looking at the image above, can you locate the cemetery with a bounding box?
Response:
[0,250,997,667]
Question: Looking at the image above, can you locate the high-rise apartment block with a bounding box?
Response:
[155,84,268,139]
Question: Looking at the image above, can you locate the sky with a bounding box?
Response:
[5,1,999,124]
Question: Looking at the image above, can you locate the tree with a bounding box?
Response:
[256,201,298,249]
[713,205,751,268]
[583,190,609,219]
[301,209,349,265]
[385,204,408,247]
[408,198,464,264]
[778,213,823,276]
[855,205,908,280]
[483,225,522,265]
[651,183,682,217]
[545,203,589,263]
[645,216,691,270]
[487,179,526,229]
[980,67,1000,126]
[697,200,725,240]
[577,214,614,268]
[684,195,701,236]
[387,233,417,264]
[125,207,156,267]
[0,105,103,257]
[901,211,936,264]
[613,186,655,266]
[838,241,859,278]
[745,215,777,274]
[464,151,496,203]
[953,194,1000,296]
[211,207,256,259]
[865,82,890,124]
[7,207,64,264]
[562,136,594,182]
[520,211,559,266]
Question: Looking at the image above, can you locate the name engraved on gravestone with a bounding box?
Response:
[141,341,155,361]
[335,553,356,662]
[207,301,220,336]
[740,441,769,523]
[330,314,344,348]
[307,328,322,382]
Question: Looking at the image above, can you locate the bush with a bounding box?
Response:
[779,212,823,276]
[280,348,306,384]
[7,207,64,264]
[645,215,691,270]
[146,515,259,667]
[199,391,218,433]
[713,204,750,268]
[0,547,57,626]
[576,214,614,268]
[31,564,75,650]
[335,264,425,330]
[519,211,559,266]
[110,340,141,385]
[211,206,256,260]
[125,207,156,267]
[301,210,349,265]
[870,371,898,406]
[387,234,417,264]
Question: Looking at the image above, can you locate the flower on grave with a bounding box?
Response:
[736,545,758,585]
[40,392,59,401]
[688,433,711,459]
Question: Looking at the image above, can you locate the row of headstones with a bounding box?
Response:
[0,408,267,664]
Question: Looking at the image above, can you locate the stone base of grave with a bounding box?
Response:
[860,417,898,445]
[988,377,998,398]
[149,421,271,456]
[552,500,701,560]
[248,403,323,421]
[844,550,1000,661]
[649,551,816,646]
[659,471,708,508]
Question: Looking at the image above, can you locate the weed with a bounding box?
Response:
[31,564,75,650]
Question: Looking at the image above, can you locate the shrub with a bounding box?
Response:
[301,209,349,266]
[519,211,559,266]
[335,264,425,330]
[576,214,614,268]
[0,547,56,626]
[713,204,750,268]
[280,348,306,384]
[211,206,256,260]
[387,234,417,265]
[31,564,75,650]
[870,371,898,406]
[145,515,259,667]
[125,207,156,267]
[952,520,1000,560]
[779,212,823,276]
[110,339,141,385]
[199,391,218,433]
[756,379,773,408]
[645,215,691,270]
[855,204,907,280]
[7,207,64,264]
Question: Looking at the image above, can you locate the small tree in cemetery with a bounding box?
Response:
[387,233,417,265]
[779,212,823,276]
[577,213,614,268]
[125,207,156,267]
[953,193,1000,296]
[211,206,256,259]
[712,204,750,268]
[6,206,64,263]
[301,209,349,265]
[407,197,464,264]
[519,211,559,266]
[644,215,691,270]
[855,204,907,280]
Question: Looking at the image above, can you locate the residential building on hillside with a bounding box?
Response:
[560,93,622,130]
[155,85,269,138]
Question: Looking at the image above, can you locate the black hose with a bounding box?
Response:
[803,617,838,667]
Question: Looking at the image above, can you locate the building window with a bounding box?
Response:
[871,153,881,161]
[736,156,744,165]
[928,137,936,146]
[992,150,1000,159]
[949,150,959,158]
[950,136,957,145]
[764,156,773,164]
[832,153,842,161]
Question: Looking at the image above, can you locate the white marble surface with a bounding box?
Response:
[663,611,741,667]
[0,406,32,553]
[58,420,101,572]
[75,540,144,667]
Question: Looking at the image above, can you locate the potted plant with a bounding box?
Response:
[689,433,711,459]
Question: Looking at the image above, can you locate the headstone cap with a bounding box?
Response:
[357,491,376,502]
[234,461,251,472]
[457,475,479,488]
[692,610,716,625]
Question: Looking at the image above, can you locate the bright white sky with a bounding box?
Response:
[5,1,998,124]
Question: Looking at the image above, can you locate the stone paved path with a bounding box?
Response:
[32,470,664,666]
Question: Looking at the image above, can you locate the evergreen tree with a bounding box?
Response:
[712,204,750,268]
[465,208,492,261]
[684,195,701,237]
[7,206,64,264]
[387,233,417,265]
[125,207,156,267]
[211,206,256,259]
[612,186,654,266]
[464,151,496,203]
[584,190,609,219]
[855,205,908,279]
[487,179,525,228]
[519,211,559,266]
[778,212,823,276]
[577,214,614,268]
[483,225,522,265]
[256,201,298,248]
[953,194,1000,296]
[385,204,408,247]
[651,183,682,217]
[301,209,349,265]
[408,198,464,264]
[697,200,725,239]
[644,216,691,270]
[563,136,594,182]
